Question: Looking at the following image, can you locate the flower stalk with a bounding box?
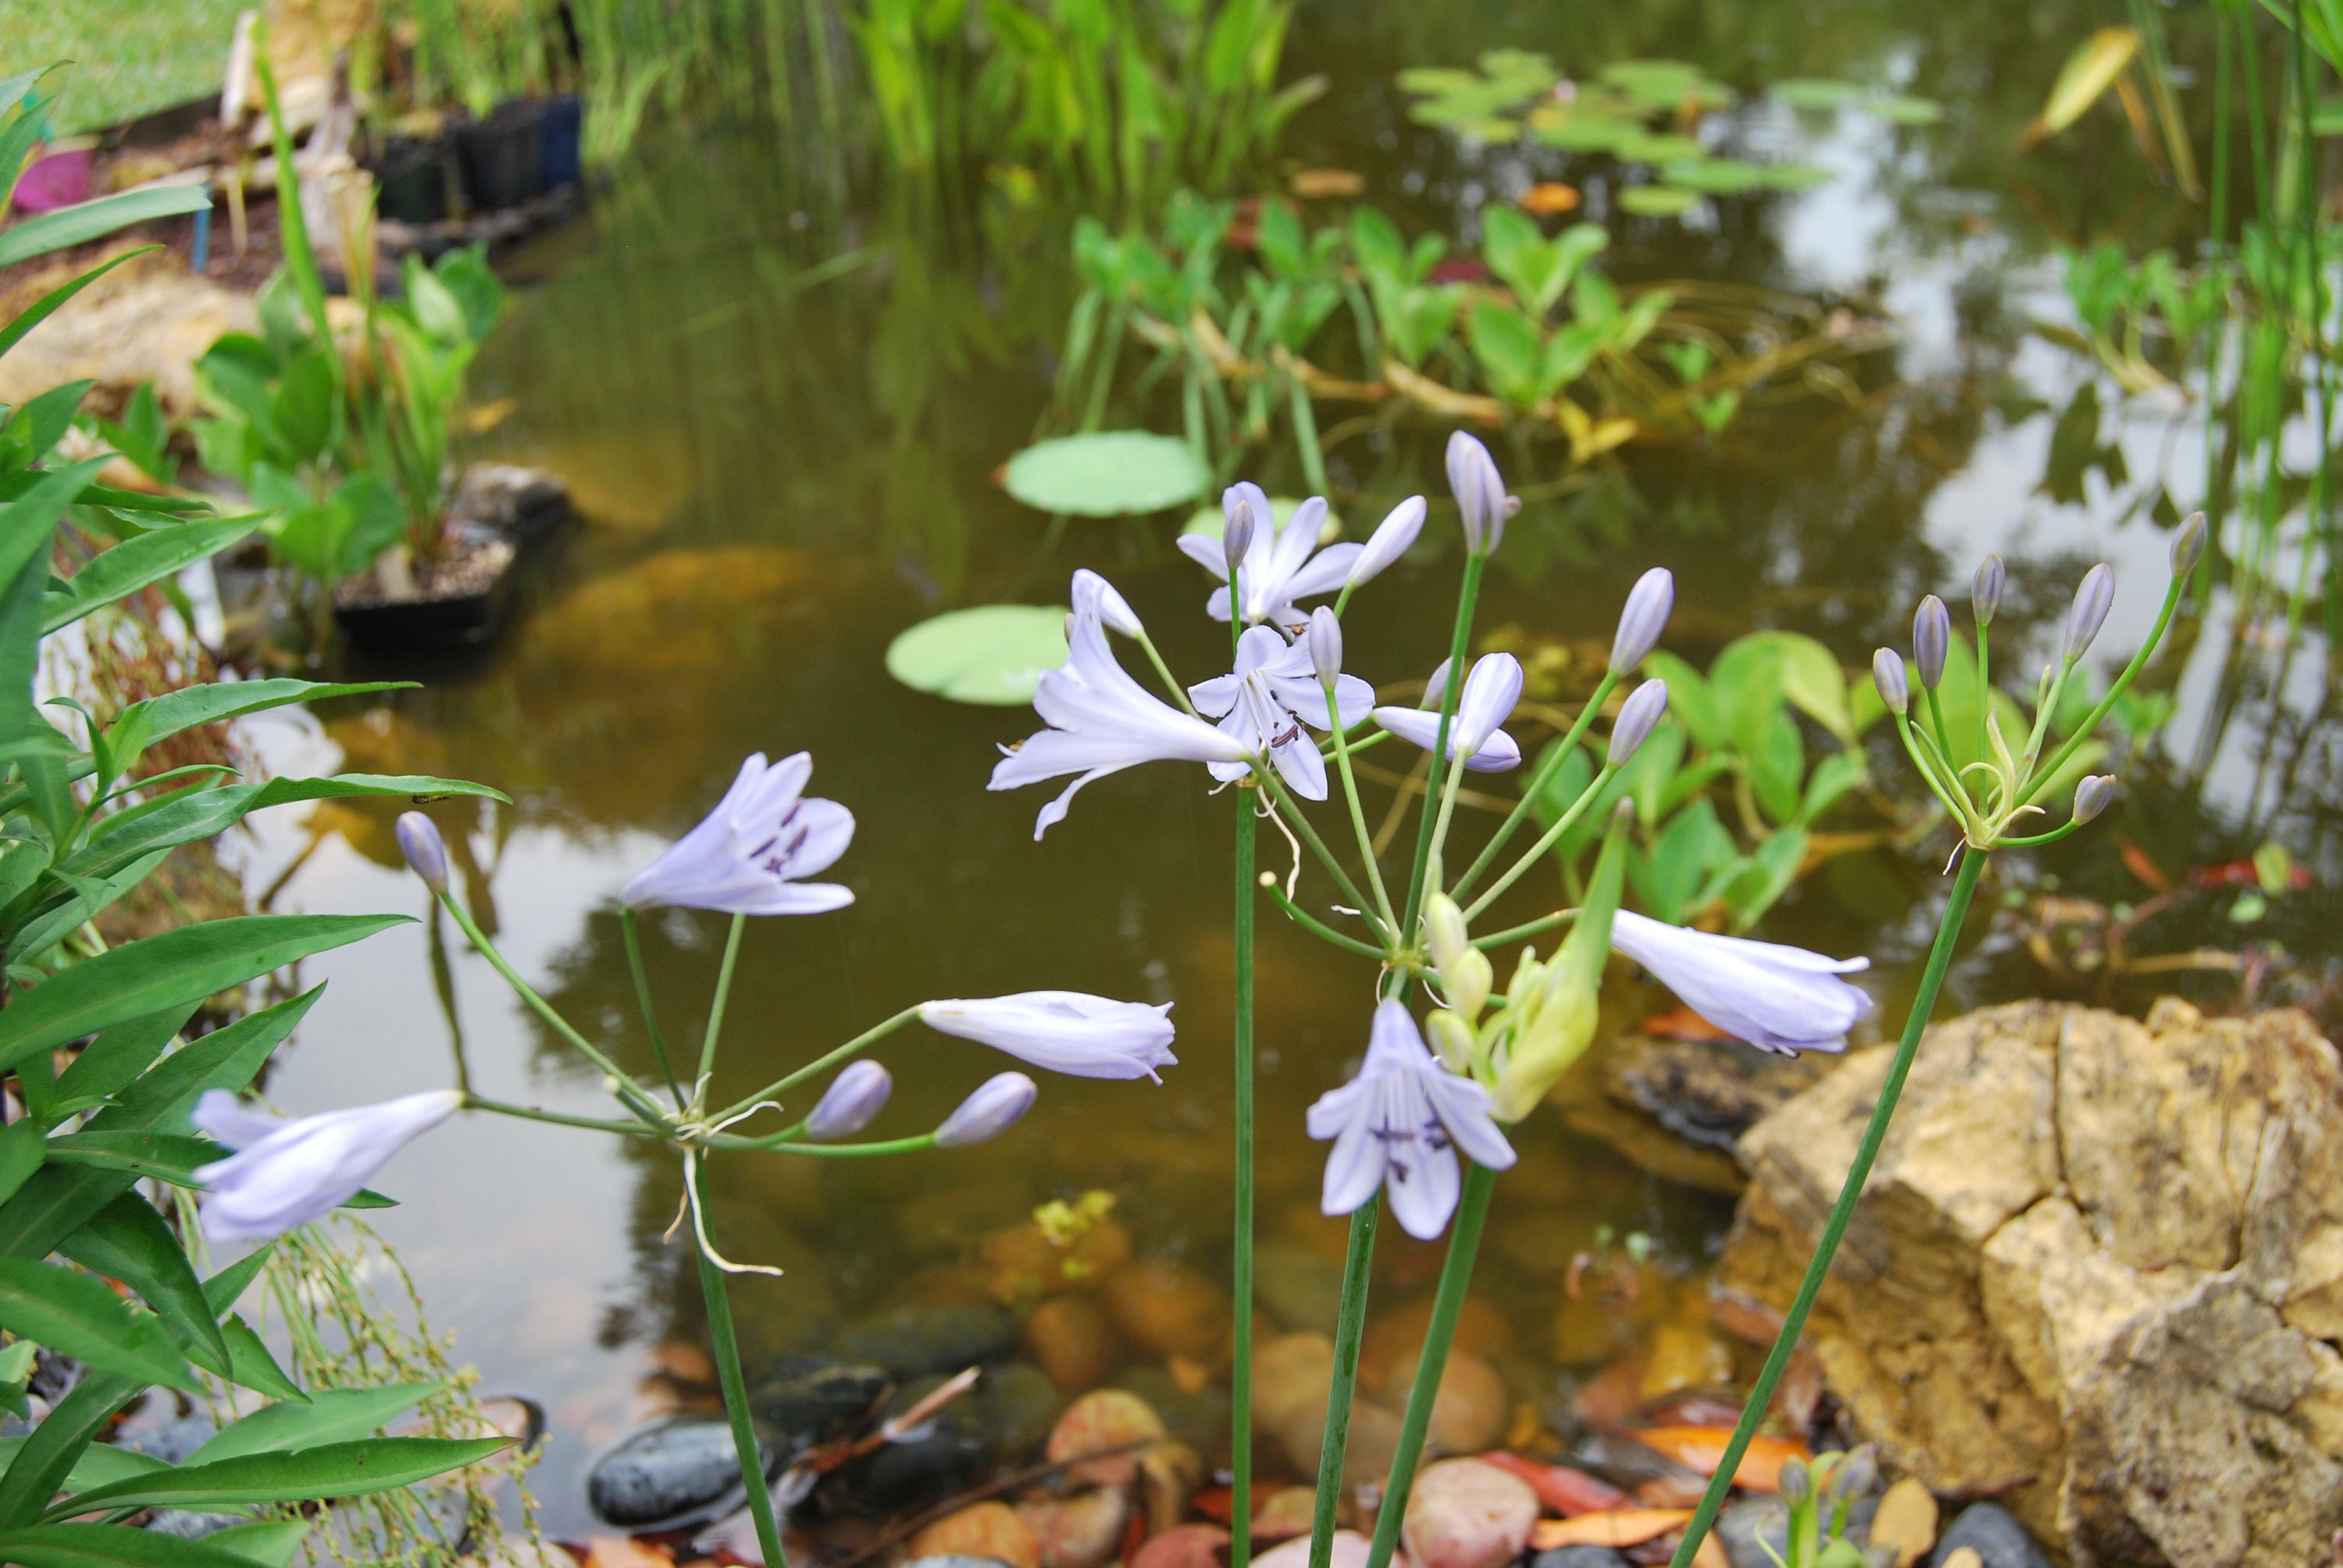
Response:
[1230,789,1257,1568]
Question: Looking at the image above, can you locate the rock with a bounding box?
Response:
[1141,1440,1205,1534]
[143,1509,249,1538]
[1563,1431,1703,1491]
[1361,1298,1513,1392]
[1276,1397,1402,1488]
[975,1363,1064,1458]
[115,1411,216,1465]
[1254,1529,1375,1568]
[837,1376,990,1513]
[1724,999,2343,1559]
[1382,1348,1509,1456]
[1251,1484,1318,1541]
[0,251,259,418]
[1606,1032,1830,1152]
[1868,1477,1937,1568]
[1716,1497,1788,1568]
[1102,1263,1230,1362]
[1252,1333,1337,1434]
[1255,1245,1346,1330]
[908,1502,1042,1568]
[1018,1488,1129,1568]
[1638,1325,1733,1402]
[586,1415,757,1529]
[1940,1552,1982,1568]
[1530,1551,1630,1568]
[1114,1365,1230,1456]
[1047,1388,1166,1489]
[1400,1457,1539,1568]
[1132,1523,1230,1568]
[982,1218,1135,1304]
[1927,1505,2049,1568]
[833,1306,1019,1380]
[1028,1295,1121,1392]
[753,1360,889,1452]
[454,462,569,541]
[579,1540,673,1568]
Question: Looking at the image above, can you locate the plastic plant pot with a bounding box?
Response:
[453,100,545,212]
[373,140,449,225]
[538,95,583,191]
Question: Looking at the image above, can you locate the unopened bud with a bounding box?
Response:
[1607,678,1668,764]
[396,811,448,893]
[1445,431,1509,555]
[1425,1010,1477,1073]
[2073,774,2116,825]
[1307,606,1343,690]
[805,1060,891,1139]
[1872,648,1909,716]
[1425,893,1470,971]
[1221,482,1266,576]
[1913,594,1949,690]
[1778,1457,1813,1506]
[1073,568,1141,637]
[933,1072,1037,1147]
[1422,657,1453,711]
[1445,948,1492,1021]
[1350,495,1426,586]
[1973,553,2006,627]
[2171,511,2207,579]
[1826,1444,1878,1503]
[2063,563,2116,661]
[1609,568,1674,673]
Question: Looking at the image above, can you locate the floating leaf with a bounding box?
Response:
[1002,433,1210,517]
[886,605,1068,706]
[1614,132,1706,164]
[1872,94,1944,126]
[1457,117,1524,141]
[1771,77,1864,111]
[2033,27,2140,138]
[1396,68,1483,96]
[1616,186,1703,218]
[1529,116,1643,154]
[1661,158,1832,195]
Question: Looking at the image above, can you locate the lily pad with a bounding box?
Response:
[1872,94,1944,126]
[1182,497,1342,543]
[1614,132,1708,164]
[1617,185,1704,218]
[1771,77,1865,111]
[1004,433,1211,517]
[1529,114,1643,153]
[1662,157,1833,195]
[886,604,1068,705]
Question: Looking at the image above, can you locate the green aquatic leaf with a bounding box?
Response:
[1660,158,1775,194]
[188,1384,443,1465]
[1396,68,1483,96]
[0,1260,194,1392]
[1872,94,1944,126]
[1002,433,1210,516]
[1614,132,1706,164]
[37,1437,513,1519]
[1771,77,1865,111]
[1616,185,1703,218]
[886,605,1069,706]
[1528,116,1642,154]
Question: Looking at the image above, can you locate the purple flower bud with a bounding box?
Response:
[933,1072,1038,1147]
[1072,568,1141,637]
[1349,496,1426,586]
[1307,606,1343,690]
[1778,1458,1813,1507]
[2064,563,2116,661]
[1445,431,1509,555]
[1826,1445,1878,1504]
[1913,594,1950,690]
[1872,649,1908,716]
[2073,774,2116,825]
[2171,511,2207,579]
[1608,679,1669,764]
[1422,657,1453,711]
[804,1060,891,1139]
[1221,482,1266,576]
[396,812,448,893]
[1973,554,2005,627]
[1609,568,1674,673]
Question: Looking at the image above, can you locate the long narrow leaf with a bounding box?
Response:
[0,1373,140,1528]
[0,1438,168,1494]
[41,1436,512,1518]
[55,1192,230,1375]
[204,1519,313,1566]
[42,516,267,633]
[49,1003,195,1112]
[0,1260,194,1391]
[0,187,215,273]
[0,1523,269,1568]
[217,1314,303,1402]
[0,248,155,363]
[41,1131,223,1185]
[189,1384,440,1464]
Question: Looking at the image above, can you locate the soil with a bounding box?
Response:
[332,532,516,609]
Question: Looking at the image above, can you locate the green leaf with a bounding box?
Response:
[108,681,411,776]
[0,1372,141,1529]
[1642,651,1721,751]
[1466,299,1548,408]
[1630,796,1735,925]
[886,605,1068,706]
[189,1384,442,1464]
[1724,827,1808,932]
[1872,94,1943,127]
[0,1435,168,1495]
[1002,433,1211,516]
[42,516,266,633]
[1616,185,1703,218]
[0,916,405,1076]
[55,1192,230,1377]
[0,1522,271,1568]
[216,1313,305,1402]
[0,1260,194,1391]
[202,1244,275,1316]
[205,1520,314,1567]
[1799,748,1867,825]
[0,1120,44,1209]
[41,1131,223,1186]
[0,187,215,273]
[50,1004,197,1114]
[42,1437,514,1520]
[1747,709,1806,825]
[8,850,171,969]
[1706,636,1789,754]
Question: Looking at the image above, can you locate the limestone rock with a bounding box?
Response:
[1722,999,2343,1565]
[1400,1458,1538,1568]
[0,250,259,419]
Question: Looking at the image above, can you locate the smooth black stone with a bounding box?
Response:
[587,1414,762,1529]
[833,1306,1018,1379]
[1532,1547,1632,1568]
[972,1363,1057,1459]
[754,1360,890,1452]
[1929,1504,2053,1568]
[1565,1430,1704,1488]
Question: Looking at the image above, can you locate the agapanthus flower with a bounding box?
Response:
[934,1073,1039,1146]
[1307,1002,1516,1239]
[1607,910,1873,1054]
[1178,485,1363,626]
[921,992,1177,1081]
[621,753,854,915]
[1371,653,1524,772]
[991,577,1254,838]
[1187,625,1374,800]
[193,1089,462,1243]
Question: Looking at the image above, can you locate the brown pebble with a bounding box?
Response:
[1132,1523,1231,1568]
[1141,1441,1205,1534]
[1942,1551,1983,1568]
[1047,1388,1167,1489]
[1867,1478,1938,1568]
[908,1501,1040,1568]
[1251,1484,1318,1541]
[1027,1295,1121,1392]
[1401,1458,1539,1568]
[580,1538,672,1568]
[1362,1299,1513,1390]
[1016,1487,1130,1568]
[1383,1348,1510,1456]
[1103,1263,1230,1360]
[1250,1332,1337,1432]
[1276,1399,1401,1488]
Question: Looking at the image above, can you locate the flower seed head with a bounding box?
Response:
[1445,430,1509,555]
[1913,594,1950,690]
[805,1060,891,1139]
[1307,606,1343,690]
[933,1072,1038,1147]
[1609,568,1674,673]
[1872,648,1909,716]
[1608,678,1669,765]
[1350,495,1426,586]
[1221,482,1267,576]
[1973,553,2006,627]
[2074,773,2117,825]
[395,812,448,893]
[2171,511,2207,579]
[2063,563,2116,661]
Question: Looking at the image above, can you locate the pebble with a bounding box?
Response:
[982,1218,1135,1304]
[1047,1388,1167,1489]
[1017,1487,1130,1568]
[1253,1529,1375,1568]
[1273,1390,1402,1486]
[909,1501,1042,1568]
[1716,1498,1788,1568]
[1102,1263,1230,1361]
[975,1363,1064,1457]
[1027,1295,1121,1392]
[586,1415,757,1528]
[1637,1326,1734,1402]
[579,1539,674,1568]
[906,1557,1019,1568]
[1114,1365,1230,1456]
[143,1509,248,1538]
[1928,1505,2051,1568]
[1131,1523,1230,1568]
[833,1306,1019,1379]
[1941,1552,1982,1568]
[1254,1245,1346,1330]
[1400,1457,1539,1568]
[1868,1478,1938,1568]
[1382,1348,1510,1456]
[1530,1550,1630,1568]
[752,1360,890,1452]
[1251,1333,1336,1434]
[1141,1440,1205,1534]
[1363,1299,1514,1390]
[1251,1484,1318,1541]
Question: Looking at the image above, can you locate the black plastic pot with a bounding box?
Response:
[539,95,583,191]
[332,536,516,653]
[373,139,448,225]
[454,100,545,212]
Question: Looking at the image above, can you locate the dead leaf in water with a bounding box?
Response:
[1529,1510,1692,1548]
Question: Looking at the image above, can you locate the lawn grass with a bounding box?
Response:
[0,0,247,134]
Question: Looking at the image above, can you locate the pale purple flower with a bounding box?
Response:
[804,1061,891,1139]
[1371,653,1524,772]
[1073,568,1142,637]
[2170,512,2206,578]
[1872,649,1909,715]
[1973,554,2006,625]
[991,580,1255,838]
[1609,568,1674,672]
[1348,496,1427,586]
[1913,595,1949,690]
[1189,625,1375,799]
[395,812,448,892]
[1177,484,1364,625]
[2063,564,2115,661]
[1607,678,1669,764]
[621,753,854,915]
[1307,1002,1516,1239]
[920,992,1177,1081]
[1607,910,1873,1055]
[1445,433,1518,555]
[934,1073,1038,1146]
[193,1089,462,1243]
[2073,774,2116,824]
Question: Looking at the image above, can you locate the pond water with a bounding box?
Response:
[229,0,2341,1538]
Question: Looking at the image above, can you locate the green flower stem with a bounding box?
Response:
[462,1094,665,1137]
[1318,729,1393,761]
[693,1158,786,1568]
[1232,789,1257,1568]
[1305,1202,1379,1568]
[711,1006,924,1123]
[1974,630,1990,768]
[1468,907,1580,951]
[1290,375,1330,495]
[437,890,671,1130]
[1255,768,1382,937]
[1137,629,1201,716]
[1327,687,1398,933]
[1996,819,2090,847]
[2019,574,2185,811]
[693,913,748,1110]
[1891,715,1982,840]
[705,1129,937,1156]
[1421,735,1471,897]
[1921,686,1956,768]
[1361,1161,1499,1568]
[1259,874,1390,960]
[1452,670,1621,903]
[2016,659,2073,779]
[622,907,686,1107]
[1460,762,1617,923]
[1403,555,1486,933]
[1667,844,1988,1568]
